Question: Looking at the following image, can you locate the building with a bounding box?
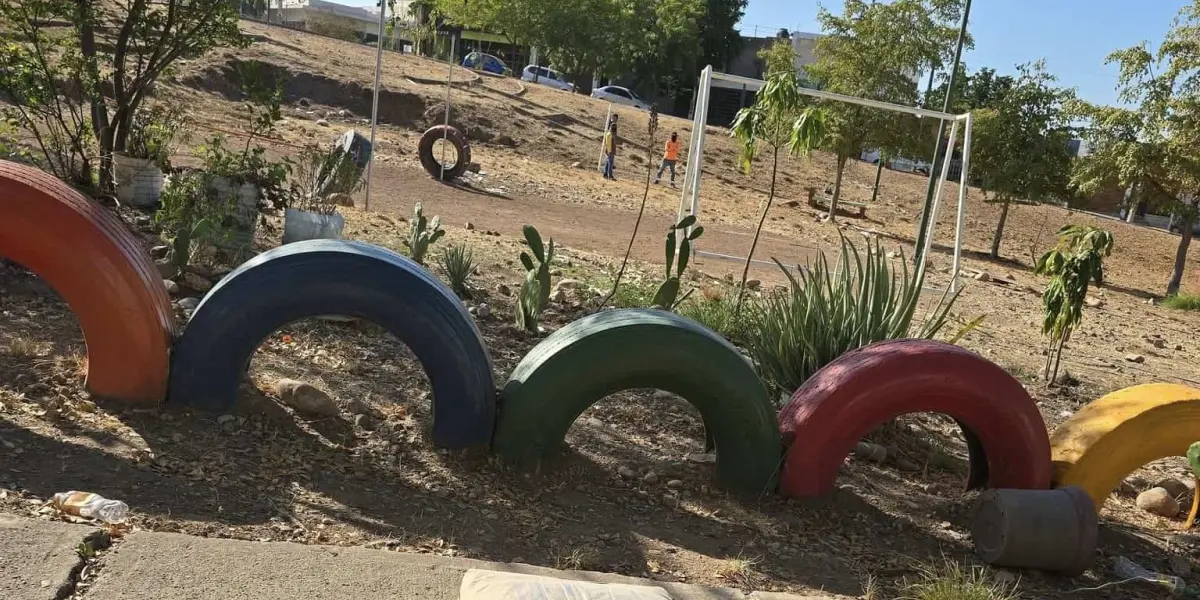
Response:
[701,31,823,126]
[272,0,415,44]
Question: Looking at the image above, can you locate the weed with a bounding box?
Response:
[717,554,763,590]
[1163,292,1200,311]
[902,560,1019,600]
[3,336,42,358]
[550,545,599,571]
[678,290,756,344]
[608,277,658,308]
[438,244,476,298]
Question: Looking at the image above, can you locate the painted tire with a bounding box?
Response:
[0,160,174,403]
[1051,383,1200,511]
[778,339,1051,497]
[495,309,781,496]
[168,240,495,449]
[418,125,472,180]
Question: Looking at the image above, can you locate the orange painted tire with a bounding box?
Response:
[778,339,1051,497]
[0,161,174,403]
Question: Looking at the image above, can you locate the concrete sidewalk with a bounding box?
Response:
[1,515,849,600]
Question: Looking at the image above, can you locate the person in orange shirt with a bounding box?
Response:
[654,132,681,187]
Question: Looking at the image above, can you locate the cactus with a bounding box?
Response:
[652,215,704,310]
[516,224,554,332]
[1185,442,1200,530]
[404,203,444,264]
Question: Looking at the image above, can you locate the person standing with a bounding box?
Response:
[654,131,681,187]
[602,115,619,180]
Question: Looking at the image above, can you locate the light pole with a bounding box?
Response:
[363,0,388,211]
[913,0,972,266]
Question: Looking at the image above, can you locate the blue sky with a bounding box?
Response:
[742,0,1191,107]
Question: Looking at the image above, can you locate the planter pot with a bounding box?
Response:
[283,208,346,244]
[211,176,260,259]
[114,153,165,207]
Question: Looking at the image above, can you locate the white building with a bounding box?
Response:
[275,0,415,40]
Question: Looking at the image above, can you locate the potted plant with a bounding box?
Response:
[115,104,187,207]
[282,144,364,244]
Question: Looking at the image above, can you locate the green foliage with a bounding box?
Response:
[1034,225,1114,382]
[155,172,233,271]
[1163,292,1200,311]
[438,244,477,298]
[287,145,364,215]
[403,203,445,264]
[516,225,555,332]
[903,560,1019,600]
[746,235,959,400]
[653,216,704,309]
[125,104,190,171]
[678,291,756,344]
[1189,442,1200,479]
[0,115,31,164]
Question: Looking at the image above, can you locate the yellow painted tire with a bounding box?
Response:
[1050,383,1200,510]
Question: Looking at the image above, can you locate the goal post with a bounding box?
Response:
[677,65,974,293]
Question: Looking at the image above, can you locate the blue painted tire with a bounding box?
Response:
[168,240,495,448]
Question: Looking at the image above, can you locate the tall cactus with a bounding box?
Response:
[404,202,444,264]
[516,224,554,332]
[652,215,704,310]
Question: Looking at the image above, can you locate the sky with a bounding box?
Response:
[741,0,1192,107]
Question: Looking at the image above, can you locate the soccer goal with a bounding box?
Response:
[677,65,974,293]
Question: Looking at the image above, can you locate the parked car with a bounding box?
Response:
[860,149,931,175]
[591,85,651,110]
[462,52,508,75]
[521,65,573,91]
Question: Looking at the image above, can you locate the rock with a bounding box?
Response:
[642,471,660,485]
[156,259,179,279]
[1125,354,1146,364]
[661,494,679,509]
[553,279,583,291]
[1117,480,1138,496]
[164,279,180,295]
[337,109,348,118]
[497,284,512,296]
[150,245,171,259]
[1085,296,1104,308]
[652,390,675,400]
[217,414,236,425]
[973,271,992,282]
[316,118,329,126]
[465,222,476,230]
[1136,487,1180,517]
[1127,475,1149,489]
[1176,344,1185,351]
[886,251,899,259]
[571,161,582,169]
[298,98,311,107]
[189,264,212,277]
[1151,337,1167,349]
[551,290,567,303]
[468,306,478,316]
[618,466,637,479]
[667,479,684,489]
[275,379,339,417]
[745,279,762,290]
[328,193,355,207]
[686,452,716,464]
[853,441,887,463]
[1157,478,1191,500]
[344,398,380,417]
[177,297,200,311]
[1170,555,1192,577]
[185,272,212,293]
[354,413,377,430]
[476,303,491,318]
[495,134,517,146]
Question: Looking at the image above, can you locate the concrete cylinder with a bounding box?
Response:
[969,486,1097,575]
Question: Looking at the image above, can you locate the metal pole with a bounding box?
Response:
[363,0,388,211]
[913,0,972,265]
[950,112,972,293]
[440,36,455,180]
[919,119,959,278]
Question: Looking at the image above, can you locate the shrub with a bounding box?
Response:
[438,244,476,298]
[1163,292,1200,311]
[746,235,959,401]
[125,104,189,171]
[902,560,1018,600]
[155,172,233,271]
[516,225,553,332]
[678,289,756,344]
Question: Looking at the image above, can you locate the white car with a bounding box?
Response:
[591,85,651,110]
[521,66,573,91]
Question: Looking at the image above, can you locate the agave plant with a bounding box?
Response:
[747,234,960,401]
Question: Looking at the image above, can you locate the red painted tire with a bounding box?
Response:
[0,160,174,403]
[778,339,1051,497]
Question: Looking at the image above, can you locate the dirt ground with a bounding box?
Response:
[3,19,1200,599]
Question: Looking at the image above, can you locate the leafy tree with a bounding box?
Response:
[0,0,243,191]
[804,0,965,221]
[1072,2,1200,296]
[1035,225,1114,382]
[970,61,1076,258]
[730,41,823,313]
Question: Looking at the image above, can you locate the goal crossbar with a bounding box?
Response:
[678,65,974,293]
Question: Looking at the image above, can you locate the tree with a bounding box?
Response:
[1072,2,1200,296]
[730,41,823,313]
[0,0,243,191]
[804,0,965,221]
[1035,225,1114,382]
[970,61,1076,258]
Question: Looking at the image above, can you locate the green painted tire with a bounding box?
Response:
[496,309,781,496]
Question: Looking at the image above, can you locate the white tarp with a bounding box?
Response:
[459,569,673,600]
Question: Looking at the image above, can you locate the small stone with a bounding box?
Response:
[1128,475,1148,489]
[344,399,379,417]
[468,306,478,315]
[184,272,212,293]
[973,271,992,282]
[1156,478,1191,500]
[150,245,171,259]
[476,303,491,318]
[571,161,582,169]
[217,414,236,425]
[618,466,637,479]
[745,279,762,290]
[993,570,1018,586]
[551,290,567,303]
[156,259,179,279]
[1125,354,1146,364]
[667,479,684,489]
[1136,487,1180,517]
[1170,555,1192,577]
[354,414,377,430]
[465,222,476,230]
[497,284,512,296]
[685,453,716,464]
[177,297,200,311]
[316,118,329,126]
[642,471,660,485]
[661,494,679,509]
[1084,296,1104,308]
[1117,480,1138,496]
[1176,344,1185,351]
[886,251,899,259]
[298,98,311,107]
[652,390,675,401]
[164,279,180,295]
[1151,337,1167,349]
[276,379,339,417]
[337,109,348,117]
[853,441,887,463]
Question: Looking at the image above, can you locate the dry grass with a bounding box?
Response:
[716,554,763,590]
[3,336,43,358]
[902,560,1020,600]
[550,545,601,571]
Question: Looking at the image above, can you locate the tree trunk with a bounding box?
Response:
[735,146,779,314]
[990,200,1010,259]
[1167,213,1194,296]
[75,0,113,190]
[870,156,883,203]
[828,155,846,222]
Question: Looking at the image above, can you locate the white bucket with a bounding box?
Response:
[211,176,260,257]
[283,208,345,244]
[114,154,164,207]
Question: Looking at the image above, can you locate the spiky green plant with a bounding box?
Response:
[516,224,554,332]
[652,215,704,310]
[438,243,476,298]
[747,234,959,401]
[404,202,444,264]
